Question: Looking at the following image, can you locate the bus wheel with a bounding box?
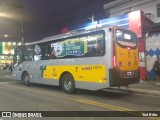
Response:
[61,73,75,94]
[22,73,30,86]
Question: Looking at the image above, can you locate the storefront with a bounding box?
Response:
[0,42,16,69]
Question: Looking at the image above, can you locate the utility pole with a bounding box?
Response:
[6,3,24,44]
[21,7,24,44]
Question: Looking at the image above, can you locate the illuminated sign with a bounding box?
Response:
[0,42,16,55]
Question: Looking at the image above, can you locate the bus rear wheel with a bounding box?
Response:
[22,73,30,86]
[61,73,75,94]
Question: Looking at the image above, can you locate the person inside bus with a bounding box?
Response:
[153,56,160,86]
[50,47,56,59]
[95,44,102,53]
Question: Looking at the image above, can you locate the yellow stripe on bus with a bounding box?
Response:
[43,65,107,83]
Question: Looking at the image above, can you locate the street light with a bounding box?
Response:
[0,13,10,17]
[4,34,8,38]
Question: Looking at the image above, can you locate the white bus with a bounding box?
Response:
[12,26,140,93]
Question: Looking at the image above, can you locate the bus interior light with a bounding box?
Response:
[87,37,97,41]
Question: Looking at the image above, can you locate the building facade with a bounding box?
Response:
[104,0,160,23]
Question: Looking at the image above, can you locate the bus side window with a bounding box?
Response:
[22,46,33,61]
[39,42,56,60]
[50,46,56,59]
[45,43,51,60]
[13,50,23,67]
[39,43,51,60]
[86,33,104,57]
[34,44,42,61]
[27,46,34,61]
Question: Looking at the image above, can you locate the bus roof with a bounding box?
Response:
[24,26,128,46]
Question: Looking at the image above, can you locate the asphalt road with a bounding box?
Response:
[0,70,159,120]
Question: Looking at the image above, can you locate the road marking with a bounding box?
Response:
[75,98,133,111]
[2,83,159,120]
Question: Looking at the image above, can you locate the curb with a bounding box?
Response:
[127,88,160,96]
[107,87,160,96]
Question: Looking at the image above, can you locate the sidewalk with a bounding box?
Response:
[110,80,160,96]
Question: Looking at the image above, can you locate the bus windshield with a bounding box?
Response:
[116,29,137,47]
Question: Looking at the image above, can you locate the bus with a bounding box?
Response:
[12,26,140,94]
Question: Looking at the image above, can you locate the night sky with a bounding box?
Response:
[0,0,113,43]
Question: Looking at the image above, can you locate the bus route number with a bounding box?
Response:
[82,66,102,71]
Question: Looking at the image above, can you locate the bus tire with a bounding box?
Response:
[22,72,30,86]
[61,73,75,94]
